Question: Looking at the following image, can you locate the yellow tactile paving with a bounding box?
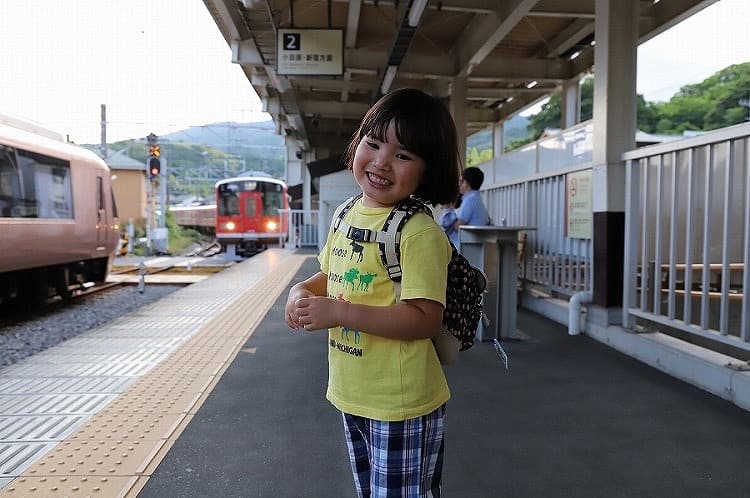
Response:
[2,475,140,497]
[0,251,308,497]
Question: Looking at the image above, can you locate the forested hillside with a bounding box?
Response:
[106,120,285,200]
[467,62,749,163]
[500,62,749,155]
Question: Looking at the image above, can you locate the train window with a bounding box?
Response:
[262,183,283,217]
[218,189,240,216]
[14,148,72,219]
[263,191,283,217]
[97,177,104,211]
[0,145,19,218]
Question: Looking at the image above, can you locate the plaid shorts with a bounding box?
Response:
[342,405,446,498]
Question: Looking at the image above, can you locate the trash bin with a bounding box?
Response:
[459,225,535,341]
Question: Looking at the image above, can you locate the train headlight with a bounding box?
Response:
[226,221,236,230]
[266,220,278,231]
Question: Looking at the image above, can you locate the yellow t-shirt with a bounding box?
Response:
[319,198,452,421]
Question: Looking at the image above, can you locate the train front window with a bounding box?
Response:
[262,183,283,217]
[217,183,240,216]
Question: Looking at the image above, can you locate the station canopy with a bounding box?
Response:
[203,0,716,155]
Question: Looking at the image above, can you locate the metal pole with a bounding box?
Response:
[100,104,107,160]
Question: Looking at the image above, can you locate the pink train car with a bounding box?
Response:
[0,119,120,302]
[169,204,216,229]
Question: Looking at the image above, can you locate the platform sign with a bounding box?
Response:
[277,29,343,76]
[566,169,592,239]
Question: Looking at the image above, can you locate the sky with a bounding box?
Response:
[1,0,748,145]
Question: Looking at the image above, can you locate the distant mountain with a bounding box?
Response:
[504,115,531,141]
[467,114,531,151]
[160,120,284,149]
[99,120,287,200]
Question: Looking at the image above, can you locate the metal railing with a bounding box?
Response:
[473,122,596,296]
[623,122,750,351]
[279,209,320,248]
[481,167,593,296]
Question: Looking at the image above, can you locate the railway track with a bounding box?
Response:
[190,239,222,257]
[0,261,225,326]
[0,281,128,328]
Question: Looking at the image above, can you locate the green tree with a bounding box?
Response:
[525,78,595,140]
[511,62,750,146]
[650,62,750,132]
[637,94,659,133]
[466,147,493,167]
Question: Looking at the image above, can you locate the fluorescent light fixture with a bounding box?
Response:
[526,80,538,89]
[507,96,514,103]
[569,50,581,60]
[408,0,428,27]
[381,65,398,94]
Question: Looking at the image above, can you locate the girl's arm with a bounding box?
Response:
[285,271,327,330]
[293,295,443,341]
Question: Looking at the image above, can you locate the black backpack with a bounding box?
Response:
[333,194,486,355]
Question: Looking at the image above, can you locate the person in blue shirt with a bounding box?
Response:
[453,167,490,244]
[439,194,461,247]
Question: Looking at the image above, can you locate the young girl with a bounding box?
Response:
[284,88,461,497]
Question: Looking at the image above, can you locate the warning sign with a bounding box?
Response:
[566,169,592,239]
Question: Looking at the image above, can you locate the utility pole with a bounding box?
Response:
[100,104,107,160]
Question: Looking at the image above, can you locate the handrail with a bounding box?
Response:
[623,121,750,160]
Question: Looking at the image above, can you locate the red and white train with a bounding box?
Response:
[170,174,289,256]
[0,118,120,303]
[216,175,289,255]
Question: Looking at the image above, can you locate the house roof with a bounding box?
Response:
[105,149,146,170]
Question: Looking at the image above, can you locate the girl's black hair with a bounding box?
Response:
[342,88,461,205]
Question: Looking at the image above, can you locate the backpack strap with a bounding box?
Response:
[379,197,433,282]
[333,193,392,244]
[332,194,361,234]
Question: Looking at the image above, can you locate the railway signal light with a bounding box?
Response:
[146,137,161,180]
[149,157,161,178]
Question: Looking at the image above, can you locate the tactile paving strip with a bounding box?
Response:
[0,250,307,496]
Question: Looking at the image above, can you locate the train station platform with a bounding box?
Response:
[2,249,750,497]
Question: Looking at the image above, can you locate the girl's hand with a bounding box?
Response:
[294,296,343,331]
[284,272,328,330]
[285,286,315,330]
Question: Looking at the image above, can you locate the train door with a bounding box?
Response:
[242,192,259,232]
[96,176,108,243]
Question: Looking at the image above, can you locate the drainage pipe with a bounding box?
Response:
[568,291,593,335]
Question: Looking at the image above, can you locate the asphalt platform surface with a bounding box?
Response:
[139,255,750,498]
